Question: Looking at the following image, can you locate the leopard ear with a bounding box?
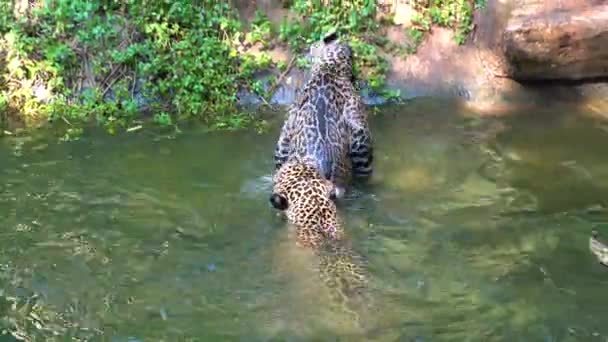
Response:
[269,193,288,210]
[322,30,338,44]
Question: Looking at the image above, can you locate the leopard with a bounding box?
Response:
[269,160,373,330]
[273,31,374,197]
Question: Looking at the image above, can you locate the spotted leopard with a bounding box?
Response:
[270,160,371,328]
[273,32,374,195]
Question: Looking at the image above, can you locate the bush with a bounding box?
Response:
[0,1,265,134]
[278,0,389,93]
[410,0,477,45]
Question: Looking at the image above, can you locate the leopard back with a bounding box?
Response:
[273,32,373,191]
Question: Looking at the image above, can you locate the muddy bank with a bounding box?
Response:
[236,0,608,117]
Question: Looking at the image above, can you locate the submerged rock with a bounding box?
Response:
[590,230,608,267]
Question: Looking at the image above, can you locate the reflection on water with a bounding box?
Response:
[1,98,608,341]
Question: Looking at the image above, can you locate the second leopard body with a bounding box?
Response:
[270,161,371,328]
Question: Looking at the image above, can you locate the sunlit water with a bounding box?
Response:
[2,98,608,341]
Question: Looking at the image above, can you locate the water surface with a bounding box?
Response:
[2,98,608,341]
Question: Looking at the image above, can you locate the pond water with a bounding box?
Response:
[2,98,608,341]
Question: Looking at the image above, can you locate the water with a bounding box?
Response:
[1,98,608,341]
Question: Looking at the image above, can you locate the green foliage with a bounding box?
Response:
[246,10,274,48]
[288,0,378,46]
[349,37,389,91]
[59,127,83,142]
[0,1,11,33]
[407,27,425,53]
[0,0,482,136]
[278,0,391,93]
[410,0,476,46]
[153,112,172,127]
[278,18,306,51]
[0,92,7,129]
[475,0,487,9]
[0,0,267,135]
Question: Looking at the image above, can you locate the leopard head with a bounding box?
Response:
[270,161,342,210]
[270,161,344,243]
[308,31,354,82]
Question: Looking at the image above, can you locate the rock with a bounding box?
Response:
[503,4,608,81]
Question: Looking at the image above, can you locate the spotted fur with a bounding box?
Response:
[270,161,344,246]
[270,161,370,327]
[273,32,374,193]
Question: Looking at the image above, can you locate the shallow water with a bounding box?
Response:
[2,98,608,341]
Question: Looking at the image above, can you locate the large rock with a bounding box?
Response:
[503,4,608,81]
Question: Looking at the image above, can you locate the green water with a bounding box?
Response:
[2,98,608,341]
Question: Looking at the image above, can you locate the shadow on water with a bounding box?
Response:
[1,97,608,341]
